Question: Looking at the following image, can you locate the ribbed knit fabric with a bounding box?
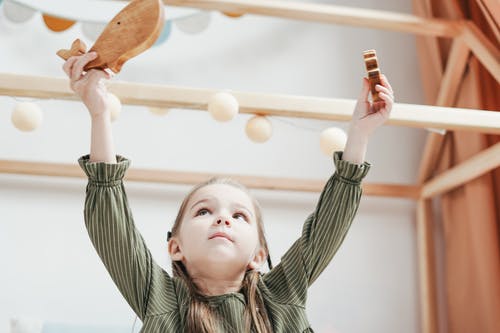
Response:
[78,152,370,332]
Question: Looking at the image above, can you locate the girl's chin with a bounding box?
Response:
[197,250,242,264]
[205,248,237,259]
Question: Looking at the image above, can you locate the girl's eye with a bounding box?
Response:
[196,208,210,216]
[233,212,248,222]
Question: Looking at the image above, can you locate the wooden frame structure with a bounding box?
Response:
[1,1,499,332]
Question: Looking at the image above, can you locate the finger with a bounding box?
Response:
[71,52,98,82]
[358,77,370,102]
[376,84,393,99]
[378,92,394,111]
[380,75,394,94]
[71,52,97,81]
[104,68,115,79]
[62,56,79,77]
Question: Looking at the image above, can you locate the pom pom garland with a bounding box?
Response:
[8,98,349,157]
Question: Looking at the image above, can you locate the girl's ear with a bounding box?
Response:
[168,237,184,261]
[248,247,267,270]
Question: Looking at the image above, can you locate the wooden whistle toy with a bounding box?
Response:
[363,49,382,102]
[57,0,164,73]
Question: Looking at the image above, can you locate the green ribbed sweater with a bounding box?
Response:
[79,152,370,333]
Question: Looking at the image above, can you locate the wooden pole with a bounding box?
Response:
[2,73,500,134]
[416,199,439,333]
[0,159,421,198]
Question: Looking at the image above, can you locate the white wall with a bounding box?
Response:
[0,0,425,332]
[0,176,419,333]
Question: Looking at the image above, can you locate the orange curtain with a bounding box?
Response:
[413,0,500,332]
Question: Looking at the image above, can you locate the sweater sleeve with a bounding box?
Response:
[79,155,177,319]
[262,152,370,306]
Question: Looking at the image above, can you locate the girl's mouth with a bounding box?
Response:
[209,232,233,242]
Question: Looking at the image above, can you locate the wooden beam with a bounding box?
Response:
[0,159,421,198]
[480,0,500,24]
[416,199,439,333]
[417,134,446,184]
[2,73,500,135]
[475,0,500,44]
[463,21,500,83]
[418,37,471,183]
[162,0,463,37]
[421,142,500,198]
[435,37,471,107]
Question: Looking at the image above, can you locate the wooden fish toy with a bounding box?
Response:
[363,49,382,102]
[57,0,164,73]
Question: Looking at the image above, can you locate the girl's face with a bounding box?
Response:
[169,184,266,276]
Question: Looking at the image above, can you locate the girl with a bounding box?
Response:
[63,51,393,332]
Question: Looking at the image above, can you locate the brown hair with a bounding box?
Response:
[169,177,274,333]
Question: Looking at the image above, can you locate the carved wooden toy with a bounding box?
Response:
[363,49,382,102]
[57,0,164,73]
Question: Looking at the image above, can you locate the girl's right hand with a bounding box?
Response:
[62,52,112,118]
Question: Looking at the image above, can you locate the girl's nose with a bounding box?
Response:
[216,218,231,226]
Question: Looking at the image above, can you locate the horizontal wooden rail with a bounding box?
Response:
[0,159,421,198]
[163,0,463,37]
[1,73,500,134]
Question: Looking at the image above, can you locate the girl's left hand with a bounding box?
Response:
[349,74,394,138]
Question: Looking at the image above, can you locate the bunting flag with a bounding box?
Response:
[175,12,211,34]
[0,0,220,46]
[2,0,35,23]
[81,22,107,41]
[223,12,244,18]
[154,20,173,46]
[42,14,75,32]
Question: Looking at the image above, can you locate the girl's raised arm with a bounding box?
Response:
[62,52,115,163]
[263,76,393,306]
[63,55,179,321]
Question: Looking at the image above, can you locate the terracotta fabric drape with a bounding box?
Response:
[413,0,500,332]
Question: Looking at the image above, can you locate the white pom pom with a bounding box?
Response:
[107,93,122,122]
[149,107,170,116]
[246,116,272,143]
[208,92,239,122]
[320,127,347,156]
[11,102,43,132]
